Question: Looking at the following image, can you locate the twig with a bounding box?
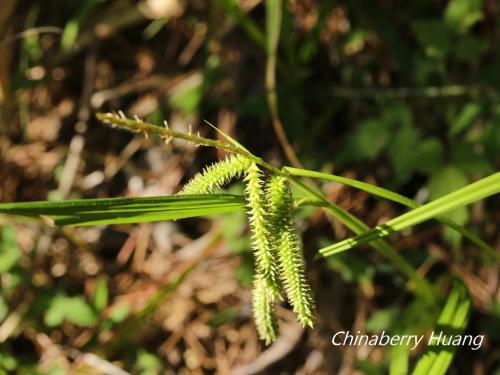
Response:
[330,84,489,99]
[265,0,303,169]
[58,46,97,198]
[0,26,62,48]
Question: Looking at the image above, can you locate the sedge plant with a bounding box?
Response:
[1,112,499,363]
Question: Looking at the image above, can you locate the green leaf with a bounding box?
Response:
[318,172,500,256]
[285,166,496,259]
[444,0,483,34]
[0,226,20,273]
[0,194,246,226]
[366,308,398,332]
[0,296,7,322]
[214,0,265,48]
[168,74,204,114]
[449,102,483,137]
[336,119,390,162]
[326,251,374,284]
[412,20,452,59]
[289,178,436,301]
[388,123,419,184]
[429,166,468,249]
[390,344,410,375]
[92,276,108,312]
[454,35,488,62]
[45,295,97,327]
[450,141,493,175]
[412,283,471,375]
[414,138,444,174]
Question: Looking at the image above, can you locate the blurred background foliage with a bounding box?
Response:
[0,0,499,374]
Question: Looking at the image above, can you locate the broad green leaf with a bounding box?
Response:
[365,308,398,332]
[336,119,390,162]
[414,138,444,174]
[444,0,483,34]
[326,251,374,284]
[318,172,500,257]
[454,35,488,62]
[285,167,495,259]
[450,141,493,175]
[412,284,471,375]
[45,295,97,327]
[412,20,452,59]
[388,123,419,184]
[0,194,246,226]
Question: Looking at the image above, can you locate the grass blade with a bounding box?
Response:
[285,167,414,206]
[319,172,500,257]
[0,194,246,226]
[285,167,496,259]
[412,283,471,375]
[214,0,265,48]
[288,178,436,301]
[390,344,410,375]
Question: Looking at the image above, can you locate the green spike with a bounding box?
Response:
[267,175,315,328]
[179,155,251,195]
[252,275,279,345]
[245,163,282,300]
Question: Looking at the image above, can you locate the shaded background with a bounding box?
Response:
[0,0,499,373]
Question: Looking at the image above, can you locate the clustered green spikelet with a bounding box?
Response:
[180,155,315,344]
[267,175,315,328]
[244,163,282,301]
[252,275,278,344]
[179,154,251,195]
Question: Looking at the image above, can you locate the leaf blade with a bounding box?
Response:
[0,194,247,226]
[285,167,496,259]
[319,172,500,256]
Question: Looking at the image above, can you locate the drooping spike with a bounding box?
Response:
[179,155,252,195]
[266,175,315,328]
[252,275,278,344]
[245,163,282,300]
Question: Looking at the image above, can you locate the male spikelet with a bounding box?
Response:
[267,175,315,327]
[252,274,278,344]
[244,163,282,300]
[180,155,251,194]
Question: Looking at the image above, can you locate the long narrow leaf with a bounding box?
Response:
[0,194,246,226]
[319,172,500,257]
[289,178,436,301]
[285,167,496,259]
[412,284,471,375]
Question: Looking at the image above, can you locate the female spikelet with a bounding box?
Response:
[180,155,251,194]
[267,175,315,327]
